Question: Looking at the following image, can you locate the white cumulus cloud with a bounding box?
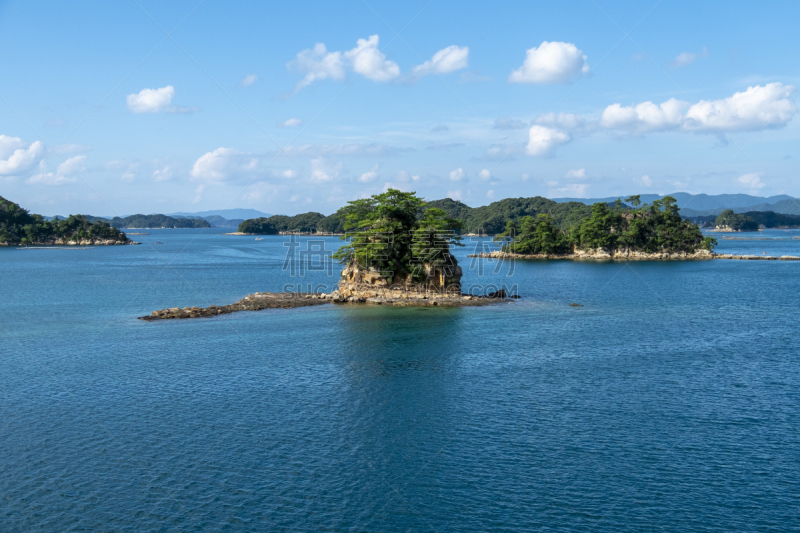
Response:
[190,148,258,182]
[289,35,401,91]
[509,41,589,84]
[738,172,765,190]
[600,98,689,133]
[449,168,467,182]
[358,164,379,183]
[526,125,571,157]
[601,84,796,134]
[0,135,45,175]
[29,155,86,186]
[344,35,400,82]
[412,45,469,78]
[641,175,653,187]
[289,43,346,92]
[684,83,796,132]
[126,86,175,113]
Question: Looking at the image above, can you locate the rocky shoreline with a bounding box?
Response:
[139,289,514,321]
[470,248,716,261]
[223,232,343,236]
[1,238,139,246]
[713,254,800,260]
[470,249,800,261]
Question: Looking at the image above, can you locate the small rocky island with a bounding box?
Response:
[709,210,760,232]
[140,189,516,321]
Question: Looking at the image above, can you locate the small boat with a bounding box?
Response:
[154,241,164,245]
[254,237,264,241]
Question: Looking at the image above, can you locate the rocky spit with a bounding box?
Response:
[140,259,517,321]
[470,249,800,261]
[139,289,513,321]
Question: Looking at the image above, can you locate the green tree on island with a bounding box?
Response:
[715,209,759,231]
[495,214,572,254]
[332,189,463,283]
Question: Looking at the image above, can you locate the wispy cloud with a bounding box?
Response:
[670,47,709,69]
[240,74,258,87]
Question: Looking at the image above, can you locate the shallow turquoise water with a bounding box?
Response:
[1,230,799,531]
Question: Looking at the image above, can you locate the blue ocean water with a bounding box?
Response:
[1,229,799,532]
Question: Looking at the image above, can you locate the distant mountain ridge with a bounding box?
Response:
[168,208,271,220]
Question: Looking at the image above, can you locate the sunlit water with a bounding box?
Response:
[1,229,799,531]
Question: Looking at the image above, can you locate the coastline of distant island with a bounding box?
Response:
[1,196,136,246]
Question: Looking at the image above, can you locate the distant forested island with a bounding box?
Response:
[696,209,800,231]
[0,196,131,245]
[238,212,343,235]
[494,196,716,256]
[688,209,800,231]
[100,214,210,229]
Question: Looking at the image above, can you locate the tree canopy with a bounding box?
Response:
[331,189,462,282]
[426,196,592,234]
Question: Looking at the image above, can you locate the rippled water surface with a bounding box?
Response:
[2,230,799,531]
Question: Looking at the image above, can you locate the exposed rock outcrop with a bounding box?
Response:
[709,226,759,233]
[1,238,138,246]
[328,261,512,305]
[335,260,464,302]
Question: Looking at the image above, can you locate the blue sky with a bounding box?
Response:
[0,0,798,216]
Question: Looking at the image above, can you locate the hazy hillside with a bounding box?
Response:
[168,209,271,219]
